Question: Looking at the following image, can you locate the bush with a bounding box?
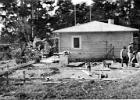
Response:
[34,56,41,63]
[15,57,27,64]
[11,48,21,59]
[15,92,30,99]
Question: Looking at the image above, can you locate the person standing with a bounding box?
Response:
[127,43,133,65]
[136,51,140,66]
[87,62,91,72]
[131,50,138,67]
[120,46,128,67]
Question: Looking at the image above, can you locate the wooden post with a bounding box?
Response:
[6,72,9,85]
[74,5,76,25]
[105,41,108,59]
[31,1,34,38]
[98,71,101,79]
[89,5,92,21]
[23,70,26,84]
[6,65,9,85]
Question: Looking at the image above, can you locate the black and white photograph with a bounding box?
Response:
[0,0,140,99]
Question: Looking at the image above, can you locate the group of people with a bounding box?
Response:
[120,42,137,67]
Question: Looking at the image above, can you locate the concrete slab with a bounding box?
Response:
[68,62,85,67]
[40,56,59,63]
[82,70,90,75]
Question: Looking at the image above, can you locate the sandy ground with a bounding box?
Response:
[0,57,140,84]
[7,58,140,84]
[1,58,140,99]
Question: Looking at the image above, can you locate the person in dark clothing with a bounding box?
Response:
[120,46,128,67]
[87,62,91,72]
[48,47,53,57]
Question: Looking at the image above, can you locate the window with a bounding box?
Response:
[72,36,81,49]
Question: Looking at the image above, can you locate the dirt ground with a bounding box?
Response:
[9,60,140,82]
[0,58,140,99]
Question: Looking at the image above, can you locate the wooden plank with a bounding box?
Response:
[121,67,140,70]
[102,78,120,80]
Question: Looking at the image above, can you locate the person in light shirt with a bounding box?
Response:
[127,42,133,65]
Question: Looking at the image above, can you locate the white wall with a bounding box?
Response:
[59,32,133,59]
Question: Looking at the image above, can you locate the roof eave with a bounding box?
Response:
[53,30,139,33]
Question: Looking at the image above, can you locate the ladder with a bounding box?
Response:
[105,44,115,59]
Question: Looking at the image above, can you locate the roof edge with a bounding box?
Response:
[53,30,139,33]
[53,21,139,33]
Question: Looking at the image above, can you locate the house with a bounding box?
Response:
[53,21,139,60]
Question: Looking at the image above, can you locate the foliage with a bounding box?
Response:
[53,0,75,29]
[91,0,117,22]
[0,1,27,43]
[0,0,57,58]
[0,0,55,43]
[0,0,139,42]
[54,0,117,29]
[0,0,139,58]
[54,0,140,29]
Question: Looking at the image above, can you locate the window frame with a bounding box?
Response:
[72,36,81,49]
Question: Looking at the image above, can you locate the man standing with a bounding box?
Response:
[136,51,140,66]
[127,43,133,65]
[87,62,91,72]
[120,46,128,67]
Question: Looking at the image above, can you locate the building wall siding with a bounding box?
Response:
[59,32,133,59]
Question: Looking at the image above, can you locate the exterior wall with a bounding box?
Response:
[59,32,133,59]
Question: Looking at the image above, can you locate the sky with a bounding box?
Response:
[71,0,93,5]
[71,0,117,5]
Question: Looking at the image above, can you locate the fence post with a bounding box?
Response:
[23,70,26,84]
[6,65,9,85]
